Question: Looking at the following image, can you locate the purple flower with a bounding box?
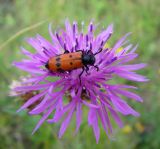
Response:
[13,20,148,143]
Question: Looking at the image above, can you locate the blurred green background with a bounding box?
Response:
[0,0,159,148]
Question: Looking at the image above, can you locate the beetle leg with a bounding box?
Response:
[85,65,90,75]
[93,65,99,71]
[64,50,70,54]
[87,50,93,54]
[45,61,49,69]
[79,67,85,85]
[76,50,84,54]
[94,48,103,56]
[76,50,81,52]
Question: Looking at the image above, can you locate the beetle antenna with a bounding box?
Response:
[87,50,92,54]
[94,48,103,55]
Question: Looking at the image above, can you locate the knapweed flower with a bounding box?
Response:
[13,20,148,143]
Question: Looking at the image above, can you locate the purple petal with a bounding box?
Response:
[109,108,123,128]
[22,75,48,84]
[58,104,75,138]
[112,33,131,53]
[129,44,138,53]
[82,100,99,109]
[15,82,53,91]
[75,102,82,133]
[116,44,132,56]
[97,106,109,135]
[29,94,51,115]
[101,104,113,133]
[108,91,140,116]
[115,63,147,71]
[17,90,47,112]
[48,100,74,123]
[36,34,57,56]
[118,53,138,64]
[115,88,143,102]
[13,63,45,74]
[28,89,63,115]
[21,47,35,60]
[105,84,138,90]
[32,101,57,134]
[88,108,100,143]
[115,70,149,82]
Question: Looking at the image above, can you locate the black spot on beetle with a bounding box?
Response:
[56,63,61,67]
[56,57,61,61]
[70,62,73,65]
[69,55,72,58]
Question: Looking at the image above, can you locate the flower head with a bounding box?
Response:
[13,20,148,143]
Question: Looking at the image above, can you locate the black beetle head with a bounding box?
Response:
[82,53,95,66]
